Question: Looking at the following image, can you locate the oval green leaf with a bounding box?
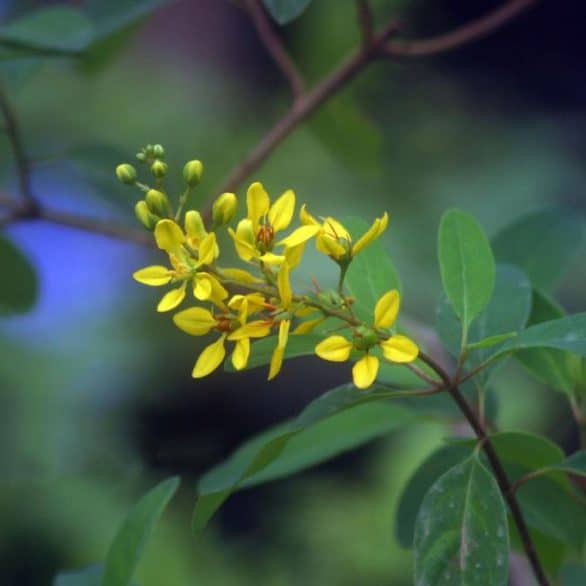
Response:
[414,455,509,586]
[102,476,179,586]
[0,235,38,315]
[438,209,496,334]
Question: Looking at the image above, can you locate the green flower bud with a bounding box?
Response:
[152,144,165,158]
[145,189,170,217]
[115,163,137,185]
[183,160,204,186]
[212,192,238,226]
[145,144,154,156]
[353,325,379,351]
[316,289,343,307]
[135,152,146,162]
[184,210,207,241]
[151,160,168,178]
[135,200,160,230]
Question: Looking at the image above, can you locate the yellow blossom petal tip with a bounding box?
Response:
[315,335,353,362]
[374,289,400,329]
[154,219,185,253]
[352,354,379,389]
[380,335,419,363]
[193,335,227,378]
[133,265,172,286]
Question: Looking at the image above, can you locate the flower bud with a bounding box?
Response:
[183,160,204,186]
[151,160,168,178]
[135,152,146,162]
[353,325,378,351]
[135,200,160,230]
[152,144,165,158]
[145,189,170,217]
[212,192,238,226]
[184,210,207,242]
[115,163,137,185]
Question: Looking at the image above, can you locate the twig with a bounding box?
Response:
[356,0,374,46]
[245,0,305,100]
[0,85,36,208]
[419,351,551,586]
[385,0,537,58]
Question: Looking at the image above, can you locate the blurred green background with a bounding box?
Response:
[1,0,585,584]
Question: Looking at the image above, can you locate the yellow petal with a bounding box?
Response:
[380,335,419,363]
[352,354,379,389]
[246,181,270,231]
[231,338,250,371]
[352,212,389,255]
[193,335,226,378]
[315,335,352,362]
[208,274,229,303]
[193,274,213,300]
[258,252,285,265]
[228,320,271,340]
[229,220,257,262]
[299,204,319,226]
[322,217,350,241]
[277,262,292,309]
[278,319,290,348]
[220,267,261,284]
[229,292,266,315]
[133,265,172,286]
[173,307,217,336]
[374,289,400,329]
[278,225,321,248]
[197,232,218,266]
[268,346,284,381]
[154,219,185,253]
[284,242,305,270]
[316,233,347,259]
[293,317,325,335]
[157,283,186,312]
[268,189,295,232]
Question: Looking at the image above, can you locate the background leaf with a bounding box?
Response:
[414,455,509,586]
[345,216,401,323]
[559,563,586,586]
[193,384,418,532]
[262,0,313,25]
[0,234,38,315]
[54,565,104,586]
[492,208,584,291]
[438,209,496,334]
[102,477,180,586]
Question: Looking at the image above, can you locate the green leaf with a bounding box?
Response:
[559,563,586,586]
[193,384,418,531]
[345,216,401,323]
[515,289,580,395]
[414,455,509,586]
[224,334,322,372]
[0,7,94,55]
[492,208,584,291]
[493,312,586,361]
[262,0,313,25]
[54,565,104,586]
[102,477,180,586]
[0,235,38,315]
[437,264,532,385]
[438,209,496,335]
[534,451,586,479]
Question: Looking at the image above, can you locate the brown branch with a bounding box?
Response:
[0,85,36,208]
[0,194,153,247]
[245,0,305,100]
[356,0,374,46]
[419,352,551,586]
[385,0,537,58]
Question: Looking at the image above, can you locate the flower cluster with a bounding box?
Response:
[117,145,419,389]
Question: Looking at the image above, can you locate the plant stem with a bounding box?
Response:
[418,351,551,586]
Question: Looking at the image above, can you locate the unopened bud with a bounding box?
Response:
[135,200,160,230]
[353,325,378,351]
[152,144,165,158]
[151,160,168,178]
[135,152,146,163]
[115,163,137,185]
[145,189,170,217]
[212,192,237,226]
[183,160,204,186]
[184,210,207,241]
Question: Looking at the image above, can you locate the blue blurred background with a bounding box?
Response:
[1,1,585,584]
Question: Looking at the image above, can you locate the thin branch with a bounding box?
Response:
[0,195,153,247]
[0,85,36,207]
[356,0,375,46]
[385,0,537,58]
[419,352,551,586]
[245,0,305,100]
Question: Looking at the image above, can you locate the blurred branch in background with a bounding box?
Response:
[0,0,538,243]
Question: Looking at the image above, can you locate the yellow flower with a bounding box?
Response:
[315,289,418,389]
[228,182,303,265]
[173,294,271,378]
[268,261,293,380]
[281,205,388,262]
[133,219,226,312]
